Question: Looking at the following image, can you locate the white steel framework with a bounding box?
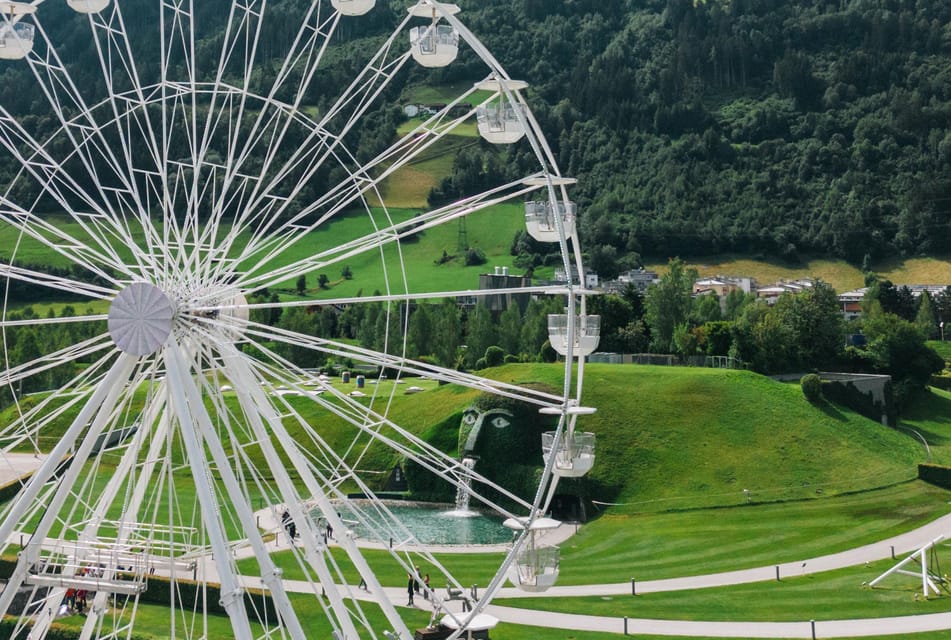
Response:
[0,1,595,638]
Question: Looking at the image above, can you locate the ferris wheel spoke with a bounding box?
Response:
[209,346,385,639]
[83,4,171,270]
[0,262,114,300]
[218,30,414,260]
[201,283,580,317]
[0,174,137,284]
[19,24,153,253]
[239,319,564,407]
[232,78,474,263]
[0,332,114,392]
[0,352,138,622]
[0,343,128,450]
[26,392,161,640]
[163,342,258,640]
[207,5,341,223]
[157,0,200,275]
[162,345,313,640]
[235,339,535,517]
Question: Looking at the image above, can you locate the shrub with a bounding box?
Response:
[800,373,822,402]
[464,247,487,266]
[483,346,505,367]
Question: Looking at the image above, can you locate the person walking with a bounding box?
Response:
[281,509,293,544]
[423,573,431,600]
[406,573,415,606]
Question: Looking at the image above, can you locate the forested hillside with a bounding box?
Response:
[1,0,949,271]
[452,0,951,274]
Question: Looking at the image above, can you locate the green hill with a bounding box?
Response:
[478,364,923,514]
[303,363,924,514]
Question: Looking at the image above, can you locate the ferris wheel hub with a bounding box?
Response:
[108,282,176,356]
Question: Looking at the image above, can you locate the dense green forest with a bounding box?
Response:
[461,0,951,272]
[1,0,949,270]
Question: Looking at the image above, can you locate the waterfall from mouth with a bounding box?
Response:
[447,456,478,517]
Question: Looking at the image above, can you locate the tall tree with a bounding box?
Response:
[465,303,496,367]
[408,304,434,359]
[773,281,843,370]
[915,291,937,339]
[644,258,697,353]
[433,300,461,368]
[498,304,522,355]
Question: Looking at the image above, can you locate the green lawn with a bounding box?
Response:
[557,481,951,585]
[237,545,505,589]
[498,554,951,621]
[233,482,951,591]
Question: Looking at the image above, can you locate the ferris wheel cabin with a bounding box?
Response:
[331,0,375,16]
[67,0,111,14]
[474,78,529,144]
[542,430,596,477]
[409,24,458,67]
[0,2,35,61]
[525,200,577,242]
[503,517,562,592]
[548,313,601,357]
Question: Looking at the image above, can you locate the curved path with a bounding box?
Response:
[5,450,950,638]
[238,509,951,638]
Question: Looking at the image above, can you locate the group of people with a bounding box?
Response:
[406,567,430,606]
[63,587,87,615]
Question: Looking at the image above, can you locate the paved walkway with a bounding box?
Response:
[233,507,951,638]
[5,459,951,638]
[0,452,47,487]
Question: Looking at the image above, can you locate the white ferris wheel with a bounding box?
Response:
[0,0,600,638]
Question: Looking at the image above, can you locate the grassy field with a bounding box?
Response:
[645,254,951,292]
[0,201,527,301]
[368,134,479,208]
[556,481,951,585]
[234,481,951,590]
[9,362,951,638]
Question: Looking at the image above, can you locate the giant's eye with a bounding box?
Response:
[462,411,478,426]
[490,416,510,429]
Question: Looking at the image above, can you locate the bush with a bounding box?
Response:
[800,373,822,402]
[464,247,487,266]
[503,354,520,364]
[919,463,951,489]
[483,346,505,367]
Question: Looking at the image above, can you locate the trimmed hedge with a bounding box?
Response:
[919,463,951,490]
[0,619,155,640]
[140,575,279,622]
[821,378,895,425]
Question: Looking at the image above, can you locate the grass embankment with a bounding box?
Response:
[552,364,924,511]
